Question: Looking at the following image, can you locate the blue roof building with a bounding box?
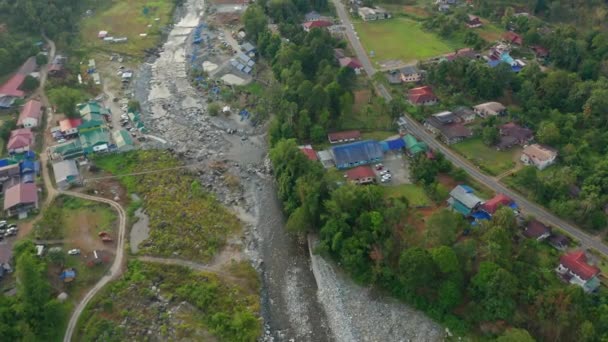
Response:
[331,140,383,169]
[381,138,406,151]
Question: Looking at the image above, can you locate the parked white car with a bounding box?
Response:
[68,249,81,255]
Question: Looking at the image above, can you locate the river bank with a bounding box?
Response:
[133,0,443,340]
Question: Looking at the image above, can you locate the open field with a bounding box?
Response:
[35,196,116,241]
[354,18,462,64]
[80,0,176,57]
[452,137,519,176]
[477,20,506,42]
[384,183,431,207]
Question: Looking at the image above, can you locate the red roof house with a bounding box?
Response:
[3,183,38,217]
[504,31,523,45]
[328,130,361,144]
[18,99,42,128]
[557,251,601,292]
[338,57,363,73]
[0,74,26,98]
[7,128,35,154]
[345,166,376,184]
[408,86,438,106]
[302,20,333,32]
[298,145,318,161]
[481,193,514,214]
[59,118,82,136]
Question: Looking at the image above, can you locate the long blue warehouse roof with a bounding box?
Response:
[385,138,405,150]
[332,140,383,166]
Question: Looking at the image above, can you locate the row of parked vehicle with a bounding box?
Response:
[0,220,18,240]
[375,164,392,183]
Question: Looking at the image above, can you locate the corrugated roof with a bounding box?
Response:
[4,183,37,210]
[52,159,79,183]
[332,140,383,166]
[449,185,483,209]
[18,99,42,125]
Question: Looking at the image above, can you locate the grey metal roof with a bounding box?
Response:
[449,185,483,209]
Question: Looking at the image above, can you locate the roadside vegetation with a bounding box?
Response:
[75,260,261,341]
[452,137,518,176]
[0,240,69,341]
[93,150,240,261]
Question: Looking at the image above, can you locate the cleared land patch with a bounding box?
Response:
[452,137,519,176]
[354,18,461,64]
[80,0,176,57]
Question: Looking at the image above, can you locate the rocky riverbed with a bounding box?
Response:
[133,0,443,340]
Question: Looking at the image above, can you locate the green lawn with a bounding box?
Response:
[354,18,462,64]
[80,0,175,57]
[384,184,431,207]
[452,138,519,176]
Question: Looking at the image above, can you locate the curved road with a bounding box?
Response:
[35,36,128,342]
[62,191,127,342]
[331,0,608,256]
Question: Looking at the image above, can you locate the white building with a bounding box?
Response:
[520,144,557,170]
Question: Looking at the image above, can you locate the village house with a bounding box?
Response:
[328,130,361,144]
[302,20,333,32]
[0,74,26,109]
[452,106,476,124]
[530,45,549,59]
[387,65,422,84]
[358,7,391,21]
[298,145,318,161]
[344,166,376,185]
[331,140,383,169]
[497,122,534,150]
[58,118,82,137]
[317,150,335,168]
[504,31,523,45]
[424,111,472,145]
[402,134,428,156]
[305,10,321,22]
[549,234,569,250]
[523,219,551,241]
[408,86,438,106]
[17,99,42,128]
[339,57,363,74]
[48,55,67,77]
[556,250,601,293]
[52,159,81,190]
[466,14,483,28]
[481,193,516,215]
[4,182,38,218]
[448,185,484,217]
[521,144,557,170]
[112,129,135,153]
[7,128,35,154]
[473,101,506,118]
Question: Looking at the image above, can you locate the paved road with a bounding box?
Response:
[331,0,608,256]
[62,191,127,342]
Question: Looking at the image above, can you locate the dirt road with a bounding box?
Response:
[62,191,127,342]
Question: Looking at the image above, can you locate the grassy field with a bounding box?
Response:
[75,261,261,341]
[452,138,519,176]
[354,18,462,64]
[93,150,240,261]
[384,184,431,207]
[477,20,506,42]
[80,0,176,57]
[35,196,116,240]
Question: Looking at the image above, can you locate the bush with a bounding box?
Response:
[208,103,220,116]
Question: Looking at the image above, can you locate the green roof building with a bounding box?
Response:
[51,140,83,160]
[403,134,428,156]
[112,129,134,152]
[79,127,110,154]
[78,101,110,116]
